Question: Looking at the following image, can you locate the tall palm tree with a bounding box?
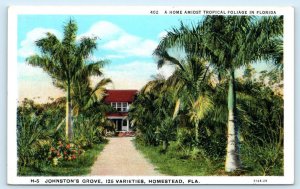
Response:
[154,15,283,172]
[26,19,106,141]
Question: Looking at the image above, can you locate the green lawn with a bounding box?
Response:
[18,144,105,176]
[135,140,283,176]
[134,141,224,176]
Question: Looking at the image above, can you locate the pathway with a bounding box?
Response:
[90,137,163,176]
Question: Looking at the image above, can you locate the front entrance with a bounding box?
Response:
[111,118,129,131]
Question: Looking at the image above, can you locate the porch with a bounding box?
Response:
[108,117,132,132]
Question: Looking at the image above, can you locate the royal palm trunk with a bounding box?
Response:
[225,69,241,172]
[66,82,73,141]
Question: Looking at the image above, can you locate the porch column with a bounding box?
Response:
[127,119,129,131]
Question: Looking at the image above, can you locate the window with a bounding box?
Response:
[122,102,128,112]
[111,102,129,112]
[117,102,122,111]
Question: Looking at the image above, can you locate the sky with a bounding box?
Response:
[17,15,272,103]
[17,14,203,103]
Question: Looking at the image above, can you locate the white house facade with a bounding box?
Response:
[104,90,138,132]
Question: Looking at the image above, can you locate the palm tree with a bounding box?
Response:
[154,52,214,143]
[154,15,283,172]
[26,19,107,141]
[129,82,163,146]
[129,74,179,150]
[142,75,173,150]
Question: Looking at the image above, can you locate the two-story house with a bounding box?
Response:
[103,90,138,132]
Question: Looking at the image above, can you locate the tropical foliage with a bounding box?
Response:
[130,15,283,175]
[17,16,284,176]
[26,20,109,141]
[17,20,111,175]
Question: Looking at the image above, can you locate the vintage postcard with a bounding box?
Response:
[7,6,294,185]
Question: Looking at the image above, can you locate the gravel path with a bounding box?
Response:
[90,137,163,176]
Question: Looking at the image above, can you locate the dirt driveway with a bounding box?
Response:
[90,137,163,176]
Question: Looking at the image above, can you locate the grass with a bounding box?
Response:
[135,140,284,176]
[134,141,224,176]
[18,144,105,176]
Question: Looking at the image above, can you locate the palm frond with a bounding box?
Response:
[26,55,65,81]
[154,47,185,70]
[189,95,213,123]
[77,36,98,58]
[62,19,78,49]
[91,78,112,99]
[35,32,62,58]
[173,99,181,120]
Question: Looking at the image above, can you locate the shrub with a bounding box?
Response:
[241,139,283,176]
[155,117,176,151]
[47,140,85,166]
[17,100,46,168]
[17,99,65,169]
[176,128,195,148]
[73,115,107,149]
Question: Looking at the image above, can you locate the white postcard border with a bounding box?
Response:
[7,6,294,185]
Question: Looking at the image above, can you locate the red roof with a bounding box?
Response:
[104,90,138,103]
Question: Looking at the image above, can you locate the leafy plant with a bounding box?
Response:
[131,15,284,175]
[73,115,106,149]
[48,140,85,166]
